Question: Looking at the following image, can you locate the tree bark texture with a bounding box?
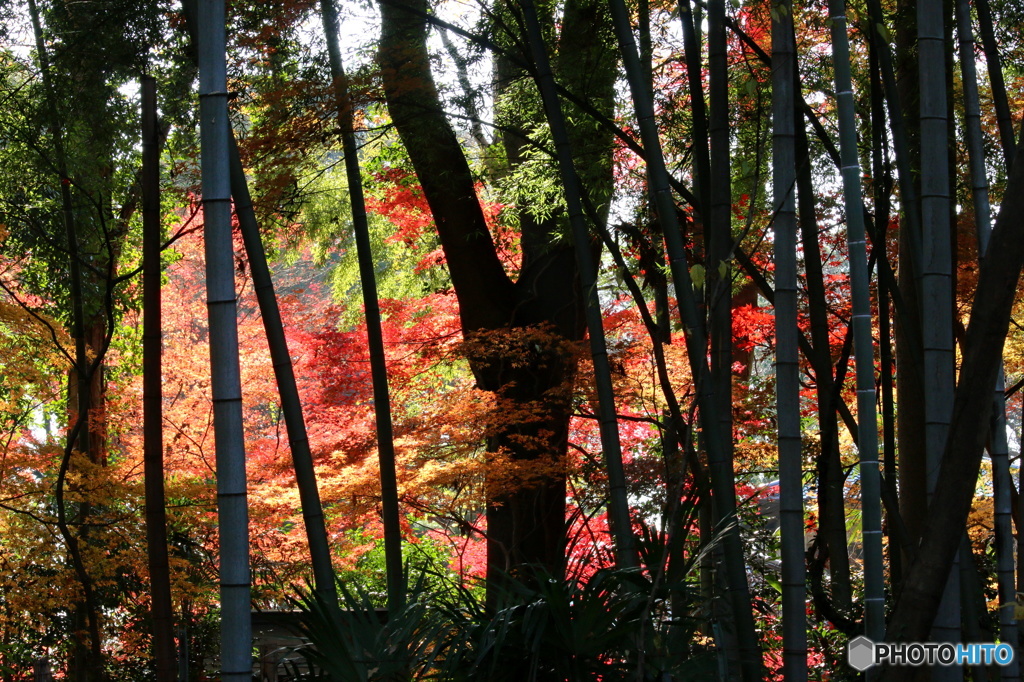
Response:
[377,0,616,596]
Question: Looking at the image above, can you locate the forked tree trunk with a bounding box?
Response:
[377,0,615,603]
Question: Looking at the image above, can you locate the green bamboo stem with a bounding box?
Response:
[141,75,178,682]
[196,2,252,678]
[321,0,405,609]
[826,0,884,642]
[771,2,807,678]
[917,0,962,659]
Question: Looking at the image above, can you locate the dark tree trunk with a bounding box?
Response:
[377,0,616,597]
[891,0,929,574]
[320,0,402,610]
[141,76,178,682]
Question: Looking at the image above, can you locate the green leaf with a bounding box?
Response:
[690,263,705,291]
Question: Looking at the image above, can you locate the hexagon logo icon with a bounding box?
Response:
[848,635,876,671]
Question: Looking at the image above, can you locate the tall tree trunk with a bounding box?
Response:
[196,3,252,679]
[706,0,730,421]
[26,1,104,676]
[918,0,962,662]
[827,0,885,641]
[771,2,807,678]
[518,0,636,570]
[377,0,616,602]
[141,75,177,682]
[319,0,404,611]
[707,5,736,618]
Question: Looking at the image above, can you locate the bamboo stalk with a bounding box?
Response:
[706,1,735,586]
[771,2,807,678]
[196,2,252,678]
[227,132,342,610]
[141,75,178,682]
[917,0,962,661]
[796,85,853,614]
[973,0,1024,609]
[826,0,885,642]
[320,0,404,609]
[179,0,340,620]
[879,131,1024,682]
[869,44,901,591]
